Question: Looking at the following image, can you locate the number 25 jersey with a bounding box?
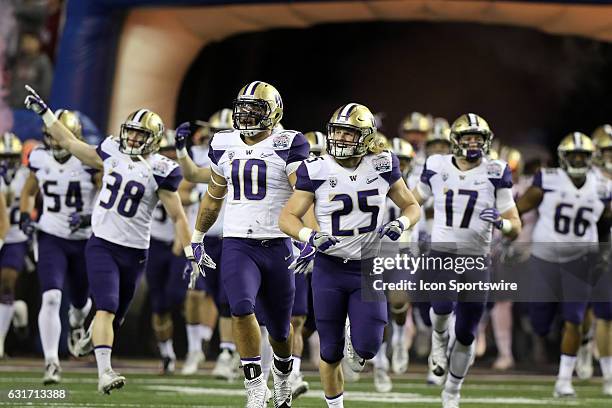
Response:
[208,128,309,239]
[93,137,182,249]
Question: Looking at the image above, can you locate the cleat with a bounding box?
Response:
[212,349,238,381]
[441,389,460,408]
[161,356,176,375]
[181,350,204,375]
[603,377,612,396]
[70,323,93,357]
[553,378,576,398]
[265,387,272,403]
[68,327,86,357]
[289,372,309,400]
[244,375,268,408]
[429,330,449,377]
[374,367,392,393]
[576,341,593,380]
[426,368,444,386]
[42,363,61,385]
[341,358,360,382]
[344,321,365,373]
[98,369,125,394]
[391,338,409,374]
[492,355,515,371]
[271,364,292,408]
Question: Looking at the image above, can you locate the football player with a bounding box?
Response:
[0,132,29,360]
[517,132,611,397]
[304,131,325,157]
[25,86,200,394]
[279,103,421,408]
[19,111,99,384]
[592,124,612,180]
[412,113,521,408]
[189,81,309,408]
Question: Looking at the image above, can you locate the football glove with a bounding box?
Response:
[19,212,35,236]
[289,240,316,275]
[378,218,406,241]
[308,231,339,252]
[24,85,49,115]
[175,122,191,151]
[68,213,91,233]
[479,208,503,229]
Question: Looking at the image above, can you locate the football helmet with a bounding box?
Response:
[304,131,326,156]
[591,124,612,171]
[500,146,523,175]
[426,117,451,156]
[119,109,164,156]
[391,138,416,178]
[326,103,377,159]
[399,112,432,134]
[208,108,234,134]
[0,132,23,183]
[232,81,283,137]
[450,113,493,162]
[558,132,595,178]
[44,109,82,161]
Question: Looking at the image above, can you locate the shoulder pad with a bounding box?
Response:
[485,159,507,178]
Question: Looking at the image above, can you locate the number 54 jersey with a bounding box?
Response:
[28,147,99,240]
[531,168,610,263]
[208,128,309,239]
[295,151,402,260]
[93,137,182,249]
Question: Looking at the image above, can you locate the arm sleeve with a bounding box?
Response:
[285,133,310,176]
[294,162,323,193]
[496,188,516,213]
[381,153,402,185]
[416,181,432,200]
[157,166,183,192]
[531,170,543,189]
[95,139,110,161]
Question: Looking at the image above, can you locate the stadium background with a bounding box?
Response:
[2,0,612,363]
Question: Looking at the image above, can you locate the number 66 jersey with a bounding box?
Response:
[530,168,610,263]
[93,137,182,249]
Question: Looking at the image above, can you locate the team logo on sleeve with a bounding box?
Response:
[486,162,503,177]
[373,157,391,172]
[329,177,338,188]
[152,160,168,174]
[442,172,449,182]
[272,134,290,149]
[228,151,235,161]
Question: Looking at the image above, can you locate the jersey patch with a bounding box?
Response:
[373,156,391,172]
[272,134,290,149]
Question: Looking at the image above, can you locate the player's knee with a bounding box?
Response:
[320,341,343,364]
[352,337,381,361]
[41,289,62,309]
[231,299,255,317]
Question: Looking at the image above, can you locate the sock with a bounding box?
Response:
[241,357,262,380]
[199,324,213,343]
[600,356,612,379]
[449,340,475,380]
[326,393,344,408]
[68,298,92,329]
[430,309,451,334]
[158,339,176,360]
[38,290,62,365]
[558,354,577,380]
[292,356,302,376]
[392,321,405,345]
[94,346,112,378]
[260,326,273,383]
[373,341,388,369]
[220,342,236,352]
[273,353,293,375]
[445,372,465,395]
[186,324,201,353]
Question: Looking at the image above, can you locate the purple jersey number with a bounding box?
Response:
[445,189,478,228]
[99,171,145,218]
[331,189,380,236]
[231,159,267,201]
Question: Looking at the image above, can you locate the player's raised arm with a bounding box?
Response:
[174,122,211,183]
[23,86,102,170]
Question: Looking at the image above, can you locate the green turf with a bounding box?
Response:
[0,371,610,407]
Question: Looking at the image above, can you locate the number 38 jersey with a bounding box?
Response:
[417,154,516,255]
[93,137,182,249]
[28,147,99,240]
[208,128,309,239]
[295,152,402,260]
[531,168,609,263]
[1,167,30,244]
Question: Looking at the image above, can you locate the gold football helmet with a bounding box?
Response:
[327,103,377,159]
[399,112,432,133]
[119,108,164,156]
[233,81,283,137]
[44,109,82,161]
[304,131,326,156]
[392,138,416,177]
[558,132,595,178]
[208,108,234,134]
[0,132,23,182]
[591,124,612,171]
[450,113,493,161]
[426,117,451,156]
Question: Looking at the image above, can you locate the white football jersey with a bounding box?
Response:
[2,167,29,244]
[191,144,210,168]
[531,168,609,263]
[28,148,98,240]
[92,137,182,249]
[209,128,309,239]
[417,154,516,255]
[296,151,402,260]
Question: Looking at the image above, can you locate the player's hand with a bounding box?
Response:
[19,212,35,236]
[68,213,91,233]
[378,218,406,241]
[479,208,503,229]
[24,85,49,115]
[175,122,191,151]
[289,240,316,274]
[185,242,216,273]
[308,231,339,252]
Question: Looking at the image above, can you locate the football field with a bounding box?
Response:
[1,363,611,407]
